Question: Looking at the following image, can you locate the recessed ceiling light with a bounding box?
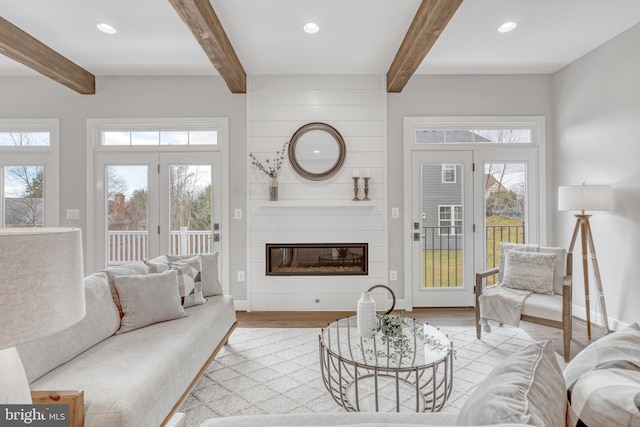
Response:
[497,21,517,33]
[303,22,320,34]
[96,23,117,35]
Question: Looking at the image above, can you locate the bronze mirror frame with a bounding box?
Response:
[288,122,346,181]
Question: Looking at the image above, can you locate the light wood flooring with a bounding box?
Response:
[236,308,608,361]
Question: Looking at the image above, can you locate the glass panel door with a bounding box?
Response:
[474,150,538,283]
[159,152,220,256]
[106,165,149,265]
[411,151,474,307]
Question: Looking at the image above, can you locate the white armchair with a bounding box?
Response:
[475,244,573,362]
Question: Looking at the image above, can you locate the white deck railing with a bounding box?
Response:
[108,227,212,265]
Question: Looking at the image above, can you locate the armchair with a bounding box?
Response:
[475,245,573,362]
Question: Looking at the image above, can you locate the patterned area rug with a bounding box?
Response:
[180,324,535,426]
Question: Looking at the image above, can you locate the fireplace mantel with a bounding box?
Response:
[252,200,379,208]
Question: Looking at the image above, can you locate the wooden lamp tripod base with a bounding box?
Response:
[567,213,610,339]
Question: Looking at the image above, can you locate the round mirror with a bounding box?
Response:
[288,122,346,181]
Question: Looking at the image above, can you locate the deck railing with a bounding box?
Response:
[420,224,525,288]
[108,227,212,265]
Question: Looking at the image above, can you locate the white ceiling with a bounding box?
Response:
[1,0,640,78]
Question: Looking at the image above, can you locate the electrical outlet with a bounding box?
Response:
[66,209,80,220]
[390,270,397,281]
[237,271,245,282]
[234,209,242,219]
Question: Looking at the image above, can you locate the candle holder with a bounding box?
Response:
[352,177,360,201]
[363,177,370,201]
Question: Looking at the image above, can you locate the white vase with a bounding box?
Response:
[357,291,377,338]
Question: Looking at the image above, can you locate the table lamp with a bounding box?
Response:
[0,227,85,404]
[558,184,611,339]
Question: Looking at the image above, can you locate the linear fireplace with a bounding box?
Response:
[266,243,368,276]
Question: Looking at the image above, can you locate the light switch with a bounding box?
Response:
[234,209,242,219]
[391,207,399,218]
[66,209,80,220]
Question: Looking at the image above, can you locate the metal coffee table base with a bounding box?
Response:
[319,334,453,412]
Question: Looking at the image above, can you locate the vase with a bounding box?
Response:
[269,177,278,201]
[357,291,377,338]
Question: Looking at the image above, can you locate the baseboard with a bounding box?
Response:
[571,304,628,331]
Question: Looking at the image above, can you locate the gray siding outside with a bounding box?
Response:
[420,164,463,250]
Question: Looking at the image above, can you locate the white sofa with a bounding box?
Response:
[17,255,237,427]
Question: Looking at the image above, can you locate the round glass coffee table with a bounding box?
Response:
[319,316,453,412]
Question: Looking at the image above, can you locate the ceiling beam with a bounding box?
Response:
[0,17,95,95]
[169,0,246,93]
[387,0,462,93]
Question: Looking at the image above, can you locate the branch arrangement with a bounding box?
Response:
[249,141,289,179]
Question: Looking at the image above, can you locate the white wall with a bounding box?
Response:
[246,75,387,310]
[386,75,554,299]
[552,22,640,328]
[0,76,248,300]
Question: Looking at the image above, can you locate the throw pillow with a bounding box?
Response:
[114,270,187,334]
[502,250,556,294]
[101,262,149,317]
[167,252,223,296]
[497,242,538,282]
[456,340,566,427]
[565,323,640,393]
[145,255,204,307]
[567,368,640,427]
[169,256,206,307]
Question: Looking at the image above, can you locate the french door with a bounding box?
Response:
[410,150,538,308]
[411,151,474,307]
[94,152,221,269]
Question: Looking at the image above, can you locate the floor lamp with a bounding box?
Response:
[0,228,85,404]
[558,184,611,340]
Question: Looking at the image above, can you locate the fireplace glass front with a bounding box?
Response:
[266,243,368,276]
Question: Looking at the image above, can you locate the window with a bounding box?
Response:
[416,128,532,145]
[442,164,456,183]
[439,205,462,235]
[0,120,59,227]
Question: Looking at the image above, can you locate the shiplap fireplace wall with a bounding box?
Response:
[247,75,387,311]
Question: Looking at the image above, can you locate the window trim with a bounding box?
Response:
[91,118,225,151]
[0,119,60,226]
[86,117,229,285]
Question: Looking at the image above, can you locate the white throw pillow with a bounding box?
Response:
[497,242,538,282]
[502,250,556,294]
[114,270,187,334]
[456,340,566,427]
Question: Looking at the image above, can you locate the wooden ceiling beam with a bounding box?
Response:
[387,0,462,93]
[169,0,246,93]
[0,17,95,95]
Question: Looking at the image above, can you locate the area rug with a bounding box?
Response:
[180,325,535,426]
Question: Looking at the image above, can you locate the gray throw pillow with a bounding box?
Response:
[456,340,565,427]
[167,252,223,296]
[114,270,187,334]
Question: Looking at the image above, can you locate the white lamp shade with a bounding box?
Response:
[0,227,85,349]
[558,185,611,212]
